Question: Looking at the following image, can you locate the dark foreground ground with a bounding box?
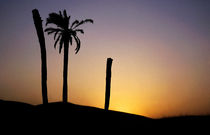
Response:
[0,99,209,134]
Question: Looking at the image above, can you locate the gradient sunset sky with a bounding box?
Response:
[0,0,210,118]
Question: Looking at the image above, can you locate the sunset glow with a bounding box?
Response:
[0,0,210,118]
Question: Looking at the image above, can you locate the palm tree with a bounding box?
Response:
[45,10,93,103]
[32,9,48,104]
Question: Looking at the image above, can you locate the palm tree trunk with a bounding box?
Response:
[63,40,69,103]
[105,58,113,110]
[32,9,48,104]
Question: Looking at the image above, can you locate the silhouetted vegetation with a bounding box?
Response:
[32,9,48,104]
[105,58,113,110]
[45,10,93,103]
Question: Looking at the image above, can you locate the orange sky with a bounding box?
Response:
[0,0,210,118]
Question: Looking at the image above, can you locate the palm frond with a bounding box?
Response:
[72,35,81,54]
[45,28,62,35]
[59,36,64,53]
[69,35,72,45]
[47,31,56,35]
[45,28,61,35]
[54,31,60,40]
[75,29,84,34]
[63,10,70,29]
[63,10,67,19]
[45,27,62,32]
[73,19,94,29]
[54,34,61,49]
[84,19,94,24]
[46,12,65,28]
[59,11,62,17]
[71,20,79,28]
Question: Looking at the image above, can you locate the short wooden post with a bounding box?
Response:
[105,58,113,110]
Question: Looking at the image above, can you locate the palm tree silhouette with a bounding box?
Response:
[45,10,93,103]
[32,9,48,104]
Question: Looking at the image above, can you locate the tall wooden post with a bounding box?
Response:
[105,58,113,110]
[32,9,48,104]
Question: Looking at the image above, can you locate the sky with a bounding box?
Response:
[0,0,210,118]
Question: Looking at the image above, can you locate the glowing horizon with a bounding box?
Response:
[0,0,210,118]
